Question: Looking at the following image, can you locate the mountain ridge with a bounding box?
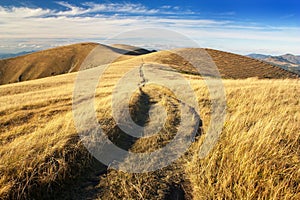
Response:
[0,51,36,59]
[0,43,298,86]
[247,53,300,75]
[0,42,152,85]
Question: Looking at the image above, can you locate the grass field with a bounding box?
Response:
[0,46,299,199]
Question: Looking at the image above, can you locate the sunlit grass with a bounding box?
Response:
[0,51,299,199]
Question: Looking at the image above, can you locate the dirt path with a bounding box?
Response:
[60,62,202,199]
[137,63,201,199]
[138,59,147,88]
[97,62,201,199]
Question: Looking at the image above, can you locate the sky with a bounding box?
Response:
[0,0,299,55]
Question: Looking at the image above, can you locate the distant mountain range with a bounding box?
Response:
[247,53,300,75]
[0,51,36,59]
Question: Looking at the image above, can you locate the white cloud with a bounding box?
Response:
[17,43,42,49]
[55,1,159,16]
[161,5,172,9]
[0,6,52,18]
[56,1,87,16]
[0,3,299,55]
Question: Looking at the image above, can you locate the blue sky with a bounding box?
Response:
[0,0,299,55]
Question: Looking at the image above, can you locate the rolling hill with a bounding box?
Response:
[135,48,299,79]
[0,43,152,85]
[0,44,298,86]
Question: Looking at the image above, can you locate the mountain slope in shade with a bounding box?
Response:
[247,53,271,60]
[280,54,300,64]
[0,43,152,85]
[110,44,156,55]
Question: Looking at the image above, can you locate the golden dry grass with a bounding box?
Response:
[0,43,97,85]
[205,49,299,79]
[186,78,300,199]
[123,48,299,79]
[0,47,299,199]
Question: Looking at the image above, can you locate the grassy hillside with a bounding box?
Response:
[130,48,298,79]
[205,49,299,79]
[0,45,299,199]
[0,43,151,85]
[1,44,298,87]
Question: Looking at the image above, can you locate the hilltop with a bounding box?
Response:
[136,48,298,79]
[0,43,152,85]
[0,43,298,86]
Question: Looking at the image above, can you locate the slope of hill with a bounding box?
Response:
[118,48,299,79]
[1,44,298,87]
[205,49,299,79]
[0,43,152,85]
[0,60,299,199]
[0,43,97,85]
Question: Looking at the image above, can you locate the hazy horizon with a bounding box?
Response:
[0,41,299,57]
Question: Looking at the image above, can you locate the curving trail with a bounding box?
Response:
[97,62,203,199]
[55,61,203,199]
